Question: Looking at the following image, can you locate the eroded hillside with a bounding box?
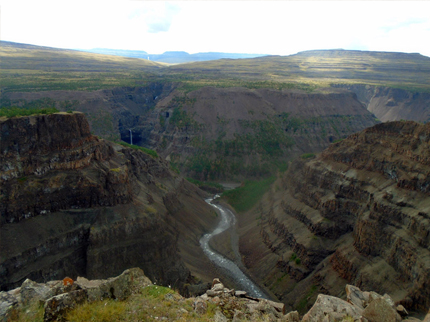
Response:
[147,87,378,179]
[238,121,430,314]
[4,85,379,180]
[0,112,219,294]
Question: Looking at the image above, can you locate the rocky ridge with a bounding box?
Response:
[238,121,430,314]
[0,112,218,294]
[1,268,429,322]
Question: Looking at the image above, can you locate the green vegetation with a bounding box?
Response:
[186,178,224,192]
[0,106,59,118]
[0,97,77,118]
[145,206,157,214]
[117,141,158,158]
[301,153,316,159]
[290,253,301,265]
[6,302,44,322]
[296,285,318,314]
[2,42,430,94]
[184,115,297,179]
[159,113,166,127]
[169,162,180,174]
[169,107,201,130]
[17,177,28,183]
[66,299,126,322]
[176,112,362,180]
[222,176,275,213]
[65,285,219,322]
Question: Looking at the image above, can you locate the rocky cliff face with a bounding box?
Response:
[4,85,379,180]
[333,84,430,123]
[145,87,378,179]
[7,83,430,180]
[0,112,217,294]
[239,121,430,314]
[4,83,176,142]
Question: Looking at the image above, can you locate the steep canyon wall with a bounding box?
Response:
[0,112,217,294]
[239,121,430,313]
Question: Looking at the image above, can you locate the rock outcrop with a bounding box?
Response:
[239,121,430,314]
[1,269,427,322]
[0,112,218,295]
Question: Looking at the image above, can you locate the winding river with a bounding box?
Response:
[200,196,267,298]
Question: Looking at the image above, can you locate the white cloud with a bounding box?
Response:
[1,0,429,56]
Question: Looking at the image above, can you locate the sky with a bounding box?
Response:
[1,0,430,57]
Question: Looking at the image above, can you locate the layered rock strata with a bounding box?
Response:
[239,121,430,314]
[0,112,217,294]
[5,86,379,180]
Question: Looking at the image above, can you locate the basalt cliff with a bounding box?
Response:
[0,112,219,295]
[239,121,430,315]
[4,86,379,180]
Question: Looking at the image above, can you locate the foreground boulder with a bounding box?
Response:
[0,268,150,321]
[1,272,429,321]
[301,294,362,322]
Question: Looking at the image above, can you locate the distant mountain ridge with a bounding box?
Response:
[81,48,267,63]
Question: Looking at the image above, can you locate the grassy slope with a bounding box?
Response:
[0,41,162,92]
[167,50,430,92]
[222,176,276,213]
[1,41,430,93]
[8,285,219,322]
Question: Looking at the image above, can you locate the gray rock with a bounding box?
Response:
[212,283,225,292]
[423,308,430,322]
[246,302,260,314]
[43,289,88,322]
[362,298,402,322]
[233,309,245,322]
[193,297,207,315]
[301,294,363,322]
[212,278,222,287]
[235,290,247,297]
[214,310,228,322]
[20,279,55,306]
[345,284,368,310]
[382,293,395,308]
[0,291,19,322]
[82,267,150,302]
[283,310,300,322]
[207,289,223,297]
[396,304,408,317]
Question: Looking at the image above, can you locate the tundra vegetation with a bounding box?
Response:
[1,42,430,93]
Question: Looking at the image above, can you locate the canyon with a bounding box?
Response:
[2,43,430,318]
[0,112,221,296]
[4,82,430,180]
[3,113,429,317]
[238,121,430,314]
